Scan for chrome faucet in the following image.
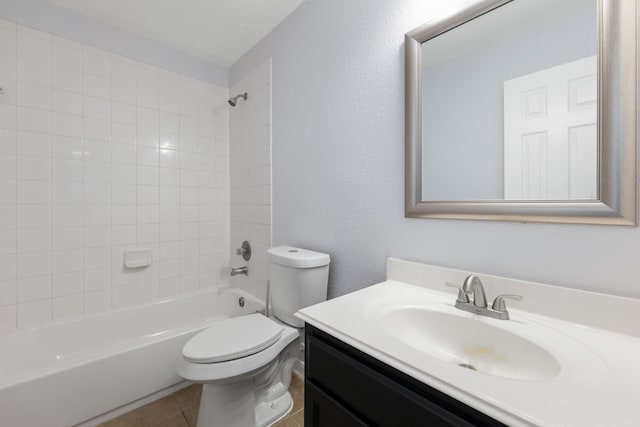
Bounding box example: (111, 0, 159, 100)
(231, 266, 248, 276)
(446, 275, 522, 320)
(463, 275, 487, 308)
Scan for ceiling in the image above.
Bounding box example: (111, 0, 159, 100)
(41, 0, 303, 67)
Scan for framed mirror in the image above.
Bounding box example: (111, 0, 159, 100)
(405, 0, 637, 225)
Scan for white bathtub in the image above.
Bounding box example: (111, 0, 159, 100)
(0, 287, 263, 427)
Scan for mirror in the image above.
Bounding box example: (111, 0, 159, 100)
(405, 0, 637, 225)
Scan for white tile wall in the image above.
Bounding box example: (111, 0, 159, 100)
(229, 59, 272, 300)
(0, 20, 231, 334)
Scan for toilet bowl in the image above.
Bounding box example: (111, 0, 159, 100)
(177, 246, 330, 427)
(177, 314, 299, 427)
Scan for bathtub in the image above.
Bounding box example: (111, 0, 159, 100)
(0, 287, 263, 427)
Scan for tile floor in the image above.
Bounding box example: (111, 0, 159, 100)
(99, 373, 304, 427)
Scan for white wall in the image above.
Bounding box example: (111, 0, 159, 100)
(0, 20, 231, 334)
(229, 59, 272, 300)
(231, 0, 640, 300)
(0, 0, 228, 86)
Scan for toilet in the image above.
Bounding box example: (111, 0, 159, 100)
(177, 246, 330, 427)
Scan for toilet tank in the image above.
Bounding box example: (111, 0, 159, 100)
(267, 246, 330, 328)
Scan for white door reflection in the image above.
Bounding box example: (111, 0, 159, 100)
(504, 56, 597, 200)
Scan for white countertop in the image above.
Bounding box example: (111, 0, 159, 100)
(296, 259, 640, 427)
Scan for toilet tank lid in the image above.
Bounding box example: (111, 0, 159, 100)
(268, 246, 330, 268)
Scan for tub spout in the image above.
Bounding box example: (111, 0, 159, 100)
(231, 266, 248, 276)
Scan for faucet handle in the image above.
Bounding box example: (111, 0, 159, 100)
(445, 282, 470, 303)
(491, 294, 523, 312)
(236, 240, 251, 261)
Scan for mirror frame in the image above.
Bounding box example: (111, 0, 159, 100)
(405, 0, 638, 225)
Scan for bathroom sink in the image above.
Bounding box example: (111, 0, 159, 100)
(378, 306, 561, 381)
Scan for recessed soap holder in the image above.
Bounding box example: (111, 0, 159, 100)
(124, 248, 153, 268)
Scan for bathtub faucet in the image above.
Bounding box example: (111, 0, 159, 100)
(231, 266, 248, 276)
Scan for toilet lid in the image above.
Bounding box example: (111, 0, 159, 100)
(183, 313, 284, 363)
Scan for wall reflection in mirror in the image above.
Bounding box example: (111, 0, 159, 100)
(420, 0, 597, 201)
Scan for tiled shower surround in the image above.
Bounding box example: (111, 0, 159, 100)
(229, 59, 272, 300)
(0, 20, 232, 333)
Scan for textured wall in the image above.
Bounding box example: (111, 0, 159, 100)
(0, 20, 230, 333)
(230, 0, 640, 300)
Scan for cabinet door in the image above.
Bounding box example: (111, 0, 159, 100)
(305, 381, 369, 427)
(305, 325, 506, 427)
(307, 335, 473, 427)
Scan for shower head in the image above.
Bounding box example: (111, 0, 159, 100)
(228, 92, 248, 107)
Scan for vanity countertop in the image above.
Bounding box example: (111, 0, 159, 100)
(296, 259, 640, 427)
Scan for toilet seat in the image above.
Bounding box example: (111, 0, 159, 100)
(183, 314, 284, 363)
(177, 314, 299, 383)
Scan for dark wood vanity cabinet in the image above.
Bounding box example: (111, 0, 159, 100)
(304, 324, 506, 427)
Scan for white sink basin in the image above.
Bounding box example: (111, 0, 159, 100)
(296, 264, 631, 427)
(378, 306, 561, 381)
